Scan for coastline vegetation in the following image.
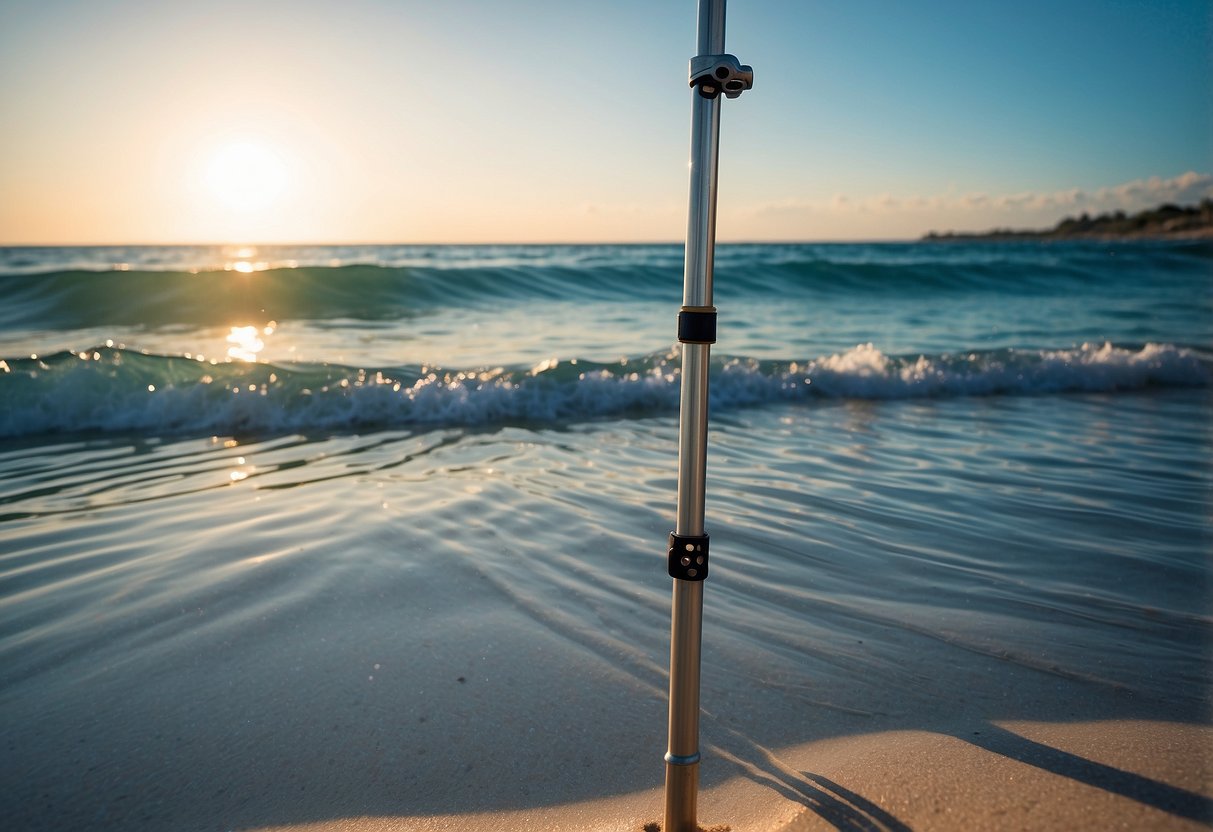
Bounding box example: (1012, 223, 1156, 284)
(923, 199, 1213, 241)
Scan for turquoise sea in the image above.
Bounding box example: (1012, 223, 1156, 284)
(0, 242, 1210, 829)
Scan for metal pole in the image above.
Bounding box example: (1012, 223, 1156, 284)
(664, 2, 750, 830)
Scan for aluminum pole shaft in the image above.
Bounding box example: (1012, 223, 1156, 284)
(664, 1, 727, 829)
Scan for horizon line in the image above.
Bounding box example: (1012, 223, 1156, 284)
(0, 237, 939, 248)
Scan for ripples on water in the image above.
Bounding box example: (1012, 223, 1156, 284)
(2, 390, 1207, 712)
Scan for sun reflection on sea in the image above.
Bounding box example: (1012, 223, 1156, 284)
(226, 323, 276, 361)
(222, 245, 270, 274)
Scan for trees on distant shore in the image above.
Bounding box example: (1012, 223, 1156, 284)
(924, 199, 1213, 240)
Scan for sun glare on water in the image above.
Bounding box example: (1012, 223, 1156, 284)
(205, 140, 289, 213)
(226, 323, 274, 362)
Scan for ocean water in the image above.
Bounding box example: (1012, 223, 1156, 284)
(1, 242, 1210, 829)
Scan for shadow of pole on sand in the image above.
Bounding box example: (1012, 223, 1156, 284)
(704, 731, 914, 832)
(958, 723, 1213, 824)
(798, 772, 915, 832)
(742, 767, 914, 832)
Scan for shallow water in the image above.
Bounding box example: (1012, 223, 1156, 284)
(0, 242, 1210, 829)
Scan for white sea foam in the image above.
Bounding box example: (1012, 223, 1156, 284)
(0, 342, 1207, 439)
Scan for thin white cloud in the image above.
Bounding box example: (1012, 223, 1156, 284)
(1095, 171, 1213, 207)
(750, 171, 1213, 219)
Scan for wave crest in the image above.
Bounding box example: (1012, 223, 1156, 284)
(0, 342, 1207, 439)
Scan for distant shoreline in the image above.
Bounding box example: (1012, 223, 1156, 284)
(923, 200, 1213, 241)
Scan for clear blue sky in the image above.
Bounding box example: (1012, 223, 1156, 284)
(0, 0, 1209, 242)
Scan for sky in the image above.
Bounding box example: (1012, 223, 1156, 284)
(0, 0, 1210, 244)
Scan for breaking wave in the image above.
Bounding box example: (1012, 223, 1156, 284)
(1, 341, 1207, 439)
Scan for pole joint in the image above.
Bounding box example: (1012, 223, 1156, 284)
(677, 306, 717, 344)
(689, 54, 754, 99)
(668, 532, 710, 581)
(664, 751, 702, 765)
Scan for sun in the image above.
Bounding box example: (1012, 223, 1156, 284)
(204, 140, 289, 213)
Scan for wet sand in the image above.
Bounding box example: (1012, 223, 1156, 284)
(3, 527, 1209, 831)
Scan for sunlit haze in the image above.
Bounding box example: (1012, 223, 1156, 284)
(204, 140, 291, 215)
(1, 0, 1210, 243)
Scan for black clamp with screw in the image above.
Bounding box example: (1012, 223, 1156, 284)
(668, 532, 710, 581)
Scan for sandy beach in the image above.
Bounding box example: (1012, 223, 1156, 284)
(244, 724, 1213, 831)
(6, 533, 1208, 832)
